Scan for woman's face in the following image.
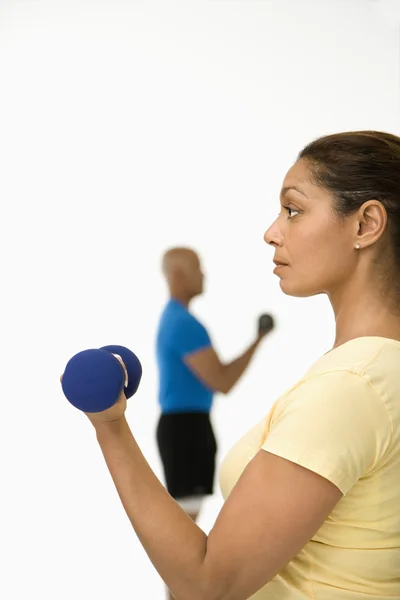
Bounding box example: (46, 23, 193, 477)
(264, 159, 357, 298)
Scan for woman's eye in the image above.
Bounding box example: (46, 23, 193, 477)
(286, 207, 299, 218)
(278, 206, 300, 218)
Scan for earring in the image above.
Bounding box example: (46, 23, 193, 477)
(355, 243, 360, 250)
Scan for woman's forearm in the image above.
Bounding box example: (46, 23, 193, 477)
(93, 417, 210, 600)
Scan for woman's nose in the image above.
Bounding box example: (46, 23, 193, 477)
(264, 219, 283, 247)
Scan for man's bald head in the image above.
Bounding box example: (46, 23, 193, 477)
(162, 247, 198, 276)
(162, 247, 204, 300)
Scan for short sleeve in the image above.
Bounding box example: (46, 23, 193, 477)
(261, 371, 392, 494)
(173, 316, 211, 358)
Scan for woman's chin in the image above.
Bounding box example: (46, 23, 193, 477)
(279, 278, 316, 298)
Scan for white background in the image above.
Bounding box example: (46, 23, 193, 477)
(0, 0, 399, 598)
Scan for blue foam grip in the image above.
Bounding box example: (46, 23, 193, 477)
(100, 345, 142, 399)
(62, 349, 126, 413)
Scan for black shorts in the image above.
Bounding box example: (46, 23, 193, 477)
(156, 412, 217, 499)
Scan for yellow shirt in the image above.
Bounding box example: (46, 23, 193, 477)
(219, 337, 400, 599)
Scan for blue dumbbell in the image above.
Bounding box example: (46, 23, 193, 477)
(61, 345, 142, 412)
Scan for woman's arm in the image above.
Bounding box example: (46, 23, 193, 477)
(93, 415, 342, 600)
(94, 417, 208, 600)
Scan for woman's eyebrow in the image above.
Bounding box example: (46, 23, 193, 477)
(281, 185, 307, 198)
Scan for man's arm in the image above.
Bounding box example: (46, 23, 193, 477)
(184, 334, 264, 394)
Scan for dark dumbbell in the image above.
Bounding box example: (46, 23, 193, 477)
(258, 314, 275, 335)
(61, 345, 142, 413)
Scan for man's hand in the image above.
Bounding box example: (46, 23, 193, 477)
(258, 314, 275, 337)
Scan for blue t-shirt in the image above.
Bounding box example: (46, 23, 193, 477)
(156, 299, 214, 414)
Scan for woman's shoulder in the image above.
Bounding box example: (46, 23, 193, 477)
(306, 336, 400, 381)
(273, 336, 400, 427)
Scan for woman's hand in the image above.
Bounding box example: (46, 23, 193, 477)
(84, 390, 127, 425)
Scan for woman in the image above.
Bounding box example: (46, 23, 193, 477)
(82, 131, 400, 599)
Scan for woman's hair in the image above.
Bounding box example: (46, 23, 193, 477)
(298, 130, 400, 302)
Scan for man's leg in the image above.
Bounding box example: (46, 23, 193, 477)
(187, 511, 199, 522)
(177, 496, 203, 521)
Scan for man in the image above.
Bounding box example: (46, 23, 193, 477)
(156, 247, 272, 537)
